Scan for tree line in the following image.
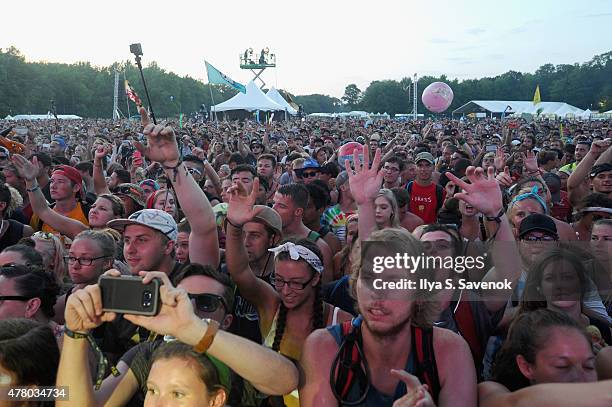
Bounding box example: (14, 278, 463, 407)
(1, 46, 610, 118)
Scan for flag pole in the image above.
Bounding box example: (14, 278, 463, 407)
(123, 70, 131, 119)
(209, 84, 217, 122)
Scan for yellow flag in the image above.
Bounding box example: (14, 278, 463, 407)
(533, 85, 541, 105)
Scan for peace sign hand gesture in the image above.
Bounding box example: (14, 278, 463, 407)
(446, 166, 503, 218)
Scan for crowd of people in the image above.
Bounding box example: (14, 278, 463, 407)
(0, 110, 610, 406)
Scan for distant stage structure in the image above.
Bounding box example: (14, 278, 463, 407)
(240, 47, 276, 89)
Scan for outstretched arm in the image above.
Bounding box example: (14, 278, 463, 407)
(93, 146, 112, 196)
(12, 155, 88, 239)
(345, 145, 384, 241)
(447, 166, 519, 313)
(225, 178, 279, 320)
(136, 107, 219, 268)
(125, 272, 298, 396)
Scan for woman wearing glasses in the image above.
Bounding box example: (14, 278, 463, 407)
(52, 230, 116, 325)
(225, 178, 352, 406)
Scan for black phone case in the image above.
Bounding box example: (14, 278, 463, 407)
(98, 275, 161, 316)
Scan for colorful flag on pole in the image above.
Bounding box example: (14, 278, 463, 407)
(205, 61, 246, 94)
(533, 85, 541, 105)
(125, 80, 142, 107)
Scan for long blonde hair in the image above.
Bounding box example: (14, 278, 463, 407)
(375, 189, 401, 229)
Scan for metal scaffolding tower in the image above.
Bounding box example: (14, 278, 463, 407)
(412, 73, 418, 120)
(112, 69, 121, 121)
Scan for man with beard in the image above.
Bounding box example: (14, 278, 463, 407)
(299, 146, 476, 406)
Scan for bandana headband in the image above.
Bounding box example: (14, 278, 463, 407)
(269, 242, 324, 274)
(510, 185, 548, 215)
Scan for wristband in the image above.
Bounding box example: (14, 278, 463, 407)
(162, 160, 183, 182)
(485, 209, 505, 224)
(26, 184, 40, 193)
(194, 318, 220, 353)
(63, 327, 89, 339)
(226, 217, 244, 229)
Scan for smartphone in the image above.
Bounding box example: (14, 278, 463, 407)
(485, 144, 497, 152)
(99, 275, 161, 316)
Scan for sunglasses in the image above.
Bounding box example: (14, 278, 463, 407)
(188, 293, 228, 313)
(115, 185, 140, 196)
(0, 295, 33, 304)
(521, 234, 558, 242)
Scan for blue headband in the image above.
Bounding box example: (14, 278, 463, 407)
(510, 185, 548, 214)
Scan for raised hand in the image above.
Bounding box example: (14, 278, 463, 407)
(226, 178, 264, 227)
(344, 144, 384, 206)
(446, 166, 503, 218)
(11, 154, 39, 182)
(64, 284, 116, 334)
(494, 147, 505, 171)
(134, 107, 180, 167)
(589, 139, 612, 158)
(523, 151, 539, 174)
(495, 166, 514, 188)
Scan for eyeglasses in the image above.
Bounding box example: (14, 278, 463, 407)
(421, 240, 454, 252)
(65, 255, 108, 266)
(521, 235, 558, 242)
(187, 167, 202, 176)
(188, 293, 228, 313)
(270, 273, 315, 290)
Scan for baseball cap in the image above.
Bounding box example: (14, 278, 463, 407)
(108, 209, 178, 241)
(370, 133, 381, 142)
(415, 152, 434, 165)
(590, 163, 612, 178)
(52, 165, 83, 186)
(114, 183, 146, 207)
(518, 213, 558, 239)
(252, 206, 283, 237)
(302, 158, 320, 169)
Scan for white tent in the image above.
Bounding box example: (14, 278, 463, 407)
(453, 100, 584, 117)
(265, 87, 298, 115)
(579, 109, 592, 119)
(9, 114, 82, 120)
(211, 81, 285, 112)
(3, 115, 13, 120)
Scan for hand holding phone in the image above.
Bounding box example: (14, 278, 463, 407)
(99, 275, 161, 316)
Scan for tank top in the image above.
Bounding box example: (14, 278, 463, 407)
(327, 322, 440, 406)
(263, 305, 340, 407)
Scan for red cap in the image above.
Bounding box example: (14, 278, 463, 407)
(52, 165, 83, 186)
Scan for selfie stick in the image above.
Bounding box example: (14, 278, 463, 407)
(130, 44, 157, 125)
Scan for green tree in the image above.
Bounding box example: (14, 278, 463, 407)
(341, 84, 362, 109)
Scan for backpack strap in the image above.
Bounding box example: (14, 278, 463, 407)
(307, 230, 321, 242)
(406, 181, 413, 193)
(412, 326, 440, 404)
(331, 316, 368, 403)
(435, 184, 444, 212)
(453, 299, 484, 368)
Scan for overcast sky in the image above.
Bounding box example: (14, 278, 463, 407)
(3, 0, 611, 97)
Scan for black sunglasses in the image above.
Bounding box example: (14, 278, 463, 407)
(188, 293, 228, 313)
(0, 295, 33, 303)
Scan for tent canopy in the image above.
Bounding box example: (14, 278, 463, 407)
(211, 81, 285, 112)
(266, 87, 297, 115)
(452, 100, 584, 117)
(8, 114, 82, 120)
